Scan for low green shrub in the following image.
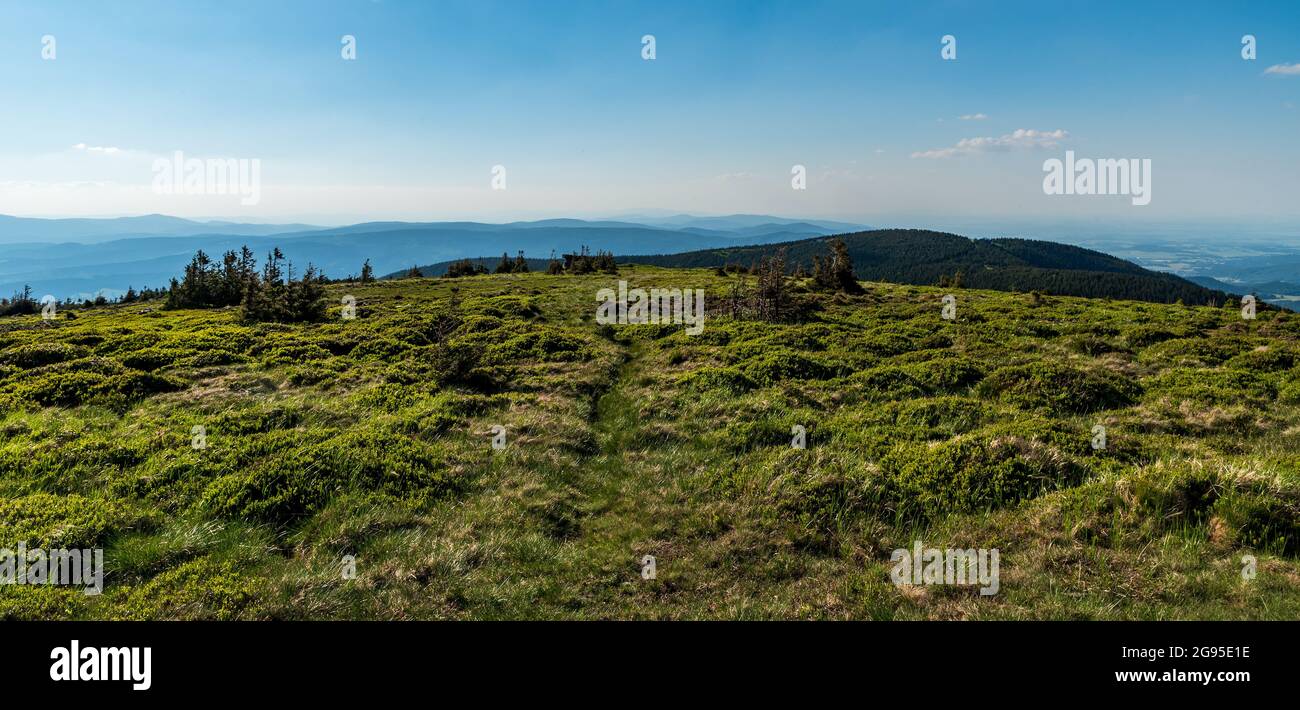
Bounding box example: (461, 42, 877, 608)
(738, 349, 835, 386)
(197, 430, 465, 523)
(679, 367, 757, 394)
(0, 342, 90, 369)
(884, 435, 1085, 520)
(848, 366, 927, 400)
(1142, 368, 1275, 406)
(977, 362, 1138, 413)
(0, 493, 156, 548)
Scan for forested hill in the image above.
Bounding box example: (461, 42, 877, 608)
(620, 229, 1237, 305)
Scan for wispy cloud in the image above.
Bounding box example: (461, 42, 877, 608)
(1264, 63, 1300, 76)
(958, 113, 989, 120)
(72, 143, 125, 155)
(911, 128, 1068, 159)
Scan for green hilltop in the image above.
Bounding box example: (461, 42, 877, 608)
(1, 265, 1296, 619)
(622, 229, 1236, 305)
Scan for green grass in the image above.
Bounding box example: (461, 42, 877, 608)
(1, 266, 1298, 619)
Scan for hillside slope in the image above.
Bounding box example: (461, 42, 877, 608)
(1, 267, 1297, 619)
(623, 229, 1235, 305)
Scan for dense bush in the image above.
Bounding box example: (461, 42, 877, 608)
(1224, 345, 1298, 372)
(680, 366, 757, 394)
(0, 493, 155, 548)
(906, 356, 985, 392)
(120, 347, 190, 372)
(198, 430, 464, 523)
(737, 349, 835, 386)
(484, 329, 589, 363)
(108, 558, 260, 621)
(1138, 337, 1247, 367)
(0, 366, 182, 409)
(848, 366, 928, 400)
(977, 362, 1139, 413)
(884, 435, 1084, 520)
(1124, 325, 1190, 348)
(1142, 368, 1276, 406)
(0, 342, 89, 368)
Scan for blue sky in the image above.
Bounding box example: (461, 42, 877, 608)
(0, 0, 1297, 226)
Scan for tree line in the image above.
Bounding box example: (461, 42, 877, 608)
(1, 284, 169, 317)
(163, 246, 327, 323)
(405, 247, 616, 279)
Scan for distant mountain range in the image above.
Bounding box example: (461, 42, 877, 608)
(0, 213, 857, 299)
(611, 213, 866, 234)
(0, 214, 321, 244)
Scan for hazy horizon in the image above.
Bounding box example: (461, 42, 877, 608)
(5, 211, 1299, 247)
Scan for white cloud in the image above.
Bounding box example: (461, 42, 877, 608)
(958, 113, 989, 120)
(72, 143, 124, 154)
(1264, 63, 1300, 76)
(910, 128, 1069, 159)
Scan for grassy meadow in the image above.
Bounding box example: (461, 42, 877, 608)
(1, 265, 1298, 619)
